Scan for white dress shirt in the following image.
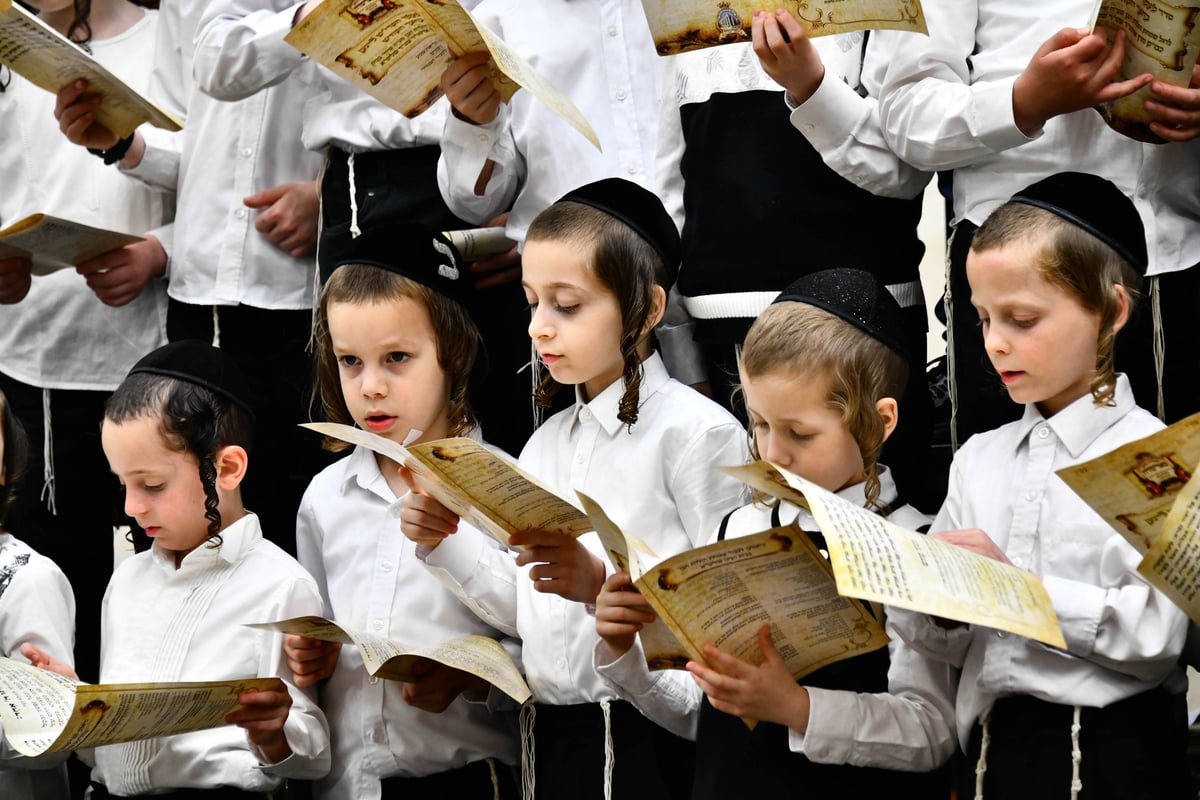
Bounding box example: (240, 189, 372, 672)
(595, 468, 958, 772)
(875, 0, 1200, 275)
(193, 0, 445, 154)
(889, 376, 1189, 749)
(93, 514, 330, 794)
(0, 533, 75, 800)
(437, 0, 665, 245)
(0, 12, 168, 391)
(420, 353, 749, 703)
(296, 445, 519, 800)
(120, 0, 324, 310)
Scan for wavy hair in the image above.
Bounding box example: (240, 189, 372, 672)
(0, 389, 29, 530)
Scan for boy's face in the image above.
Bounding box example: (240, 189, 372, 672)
(522, 238, 625, 403)
(967, 240, 1101, 417)
(328, 296, 451, 446)
(741, 368, 866, 494)
(102, 417, 210, 564)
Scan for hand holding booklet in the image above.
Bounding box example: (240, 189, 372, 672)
(0, 214, 142, 276)
(0, 657, 281, 757)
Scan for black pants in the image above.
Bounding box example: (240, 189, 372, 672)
(963, 689, 1193, 800)
(166, 300, 334, 556)
(380, 758, 518, 799)
(89, 782, 266, 799)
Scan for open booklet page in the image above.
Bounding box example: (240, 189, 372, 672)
(578, 492, 889, 678)
(639, 0, 926, 55)
(301, 422, 592, 548)
(0, 657, 282, 757)
(1058, 412, 1200, 623)
(247, 616, 530, 704)
(285, 0, 599, 147)
(754, 470, 1066, 648)
(0, 0, 181, 138)
(0, 214, 143, 276)
(1089, 0, 1200, 142)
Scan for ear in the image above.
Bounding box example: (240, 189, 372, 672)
(214, 444, 249, 491)
(1111, 283, 1131, 334)
(875, 397, 899, 443)
(641, 284, 667, 336)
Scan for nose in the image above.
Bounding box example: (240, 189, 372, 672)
(760, 431, 790, 468)
(123, 488, 147, 518)
(528, 304, 552, 341)
(982, 322, 1009, 357)
(361, 363, 387, 398)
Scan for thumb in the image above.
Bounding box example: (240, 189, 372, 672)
(397, 465, 427, 496)
(757, 625, 780, 663)
(1040, 26, 1088, 56)
(244, 185, 287, 209)
(19, 642, 48, 667)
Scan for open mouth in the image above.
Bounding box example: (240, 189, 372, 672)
(365, 414, 397, 431)
(999, 371, 1024, 384)
(540, 353, 562, 366)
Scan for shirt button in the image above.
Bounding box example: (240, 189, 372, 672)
(556, 659, 566, 669)
(575, 453, 585, 464)
(607, 25, 617, 35)
(234, 208, 247, 219)
(615, 89, 627, 101)
(240, 146, 253, 158)
(626, 162, 639, 174)
(1024, 489, 1038, 502)
(996, 631, 1008, 639)
(372, 619, 384, 631)
(381, 561, 394, 572)
(1037, 426, 1050, 439)
(369, 676, 380, 685)
(580, 408, 593, 421)
(477, 132, 489, 143)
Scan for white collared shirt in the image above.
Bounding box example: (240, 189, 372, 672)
(595, 469, 959, 772)
(296, 444, 518, 800)
(121, 0, 323, 310)
(0, 533, 75, 799)
(874, 0, 1200, 276)
(0, 12, 167, 391)
(889, 376, 1189, 749)
(193, 0, 445, 154)
(437, 0, 665, 244)
(94, 514, 330, 794)
(421, 353, 749, 703)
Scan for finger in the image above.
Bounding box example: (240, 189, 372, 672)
(75, 249, 124, 276)
(470, 246, 519, 274)
(54, 79, 91, 119)
(1094, 72, 1153, 103)
(701, 642, 752, 676)
(757, 624, 782, 664)
(508, 529, 569, 549)
(482, 211, 510, 227)
(255, 207, 281, 235)
(1147, 79, 1200, 108)
(18, 642, 48, 666)
(397, 465, 423, 495)
(776, 8, 807, 43)
(1148, 119, 1200, 141)
(474, 265, 521, 288)
(244, 185, 287, 209)
(278, 228, 312, 255)
(1038, 27, 1090, 58)
(1142, 97, 1200, 125)
(762, 12, 789, 55)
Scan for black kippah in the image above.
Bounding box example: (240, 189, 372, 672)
(128, 341, 256, 421)
(558, 178, 681, 284)
(1010, 172, 1148, 275)
(323, 224, 469, 303)
(773, 268, 911, 364)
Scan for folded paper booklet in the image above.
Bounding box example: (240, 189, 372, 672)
(1089, 0, 1200, 142)
(443, 227, 516, 260)
(0, 0, 182, 138)
(286, 0, 598, 148)
(0, 214, 143, 276)
(0, 657, 281, 757)
(248, 616, 530, 704)
(723, 461, 1068, 648)
(302, 422, 592, 547)
(640, 0, 926, 55)
(1058, 412, 1200, 623)
(579, 491, 890, 679)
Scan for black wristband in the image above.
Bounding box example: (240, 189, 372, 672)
(87, 134, 134, 166)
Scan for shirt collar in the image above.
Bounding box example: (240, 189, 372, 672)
(152, 512, 261, 574)
(1012, 374, 1136, 459)
(338, 426, 488, 500)
(784, 466, 900, 526)
(570, 352, 671, 436)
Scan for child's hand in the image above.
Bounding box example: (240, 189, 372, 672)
(244, 181, 320, 258)
(1144, 65, 1200, 142)
(1012, 27, 1152, 135)
(19, 643, 78, 680)
(283, 634, 341, 687)
(398, 467, 460, 549)
(227, 686, 293, 764)
(931, 528, 1014, 566)
(400, 657, 488, 713)
(595, 571, 656, 659)
(75, 237, 167, 307)
(752, 9, 825, 107)
(440, 51, 501, 125)
(511, 529, 606, 604)
(470, 212, 521, 288)
(687, 626, 811, 730)
(54, 79, 119, 150)
(0, 256, 33, 304)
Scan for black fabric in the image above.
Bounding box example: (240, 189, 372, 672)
(380, 758, 518, 799)
(89, 782, 267, 799)
(774, 268, 912, 363)
(325, 224, 471, 306)
(674, 90, 925, 346)
(531, 700, 693, 800)
(558, 177, 681, 284)
(962, 688, 1193, 800)
(129, 340, 256, 421)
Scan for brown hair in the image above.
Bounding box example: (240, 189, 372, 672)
(970, 203, 1139, 406)
(740, 303, 908, 508)
(312, 264, 480, 451)
(0, 389, 28, 529)
(525, 201, 668, 427)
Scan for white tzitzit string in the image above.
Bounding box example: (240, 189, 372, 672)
(347, 152, 362, 239)
(519, 702, 535, 800)
(1151, 276, 1165, 420)
(211, 305, 221, 348)
(1069, 705, 1083, 800)
(40, 389, 56, 515)
(973, 710, 991, 800)
(945, 228, 960, 453)
(600, 698, 614, 800)
(487, 757, 500, 800)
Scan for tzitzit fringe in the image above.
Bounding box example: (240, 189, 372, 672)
(944, 228, 960, 453)
(40, 388, 56, 515)
(1151, 276, 1165, 420)
(211, 305, 221, 348)
(487, 757, 500, 800)
(973, 709, 991, 800)
(519, 702, 535, 800)
(1070, 705, 1083, 800)
(601, 697, 614, 800)
(347, 152, 362, 239)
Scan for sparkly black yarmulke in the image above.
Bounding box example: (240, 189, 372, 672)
(128, 341, 256, 421)
(773, 268, 910, 363)
(559, 177, 681, 284)
(325, 224, 469, 302)
(1010, 172, 1148, 275)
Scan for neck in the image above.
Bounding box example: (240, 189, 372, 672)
(49, 0, 142, 42)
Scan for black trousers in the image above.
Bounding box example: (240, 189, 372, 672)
(380, 758, 518, 799)
(89, 782, 266, 799)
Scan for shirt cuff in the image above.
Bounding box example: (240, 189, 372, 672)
(790, 685, 851, 758)
(1042, 574, 1102, 658)
(788, 75, 868, 152)
(420, 522, 490, 580)
(972, 76, 1041, 152)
